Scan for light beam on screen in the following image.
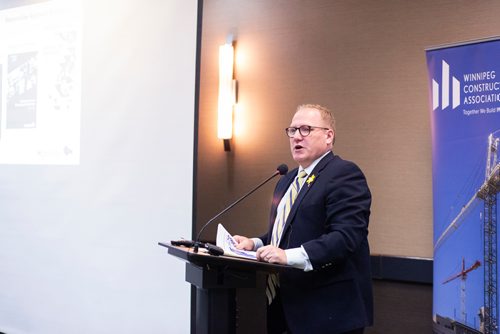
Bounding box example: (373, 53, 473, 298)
(0, 0, 82, 165)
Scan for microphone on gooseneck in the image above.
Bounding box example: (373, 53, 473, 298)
(192, 163, 289, 254)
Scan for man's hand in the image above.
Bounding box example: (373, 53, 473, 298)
(233, 235, 255, 251)
(256, 245, 287, 265)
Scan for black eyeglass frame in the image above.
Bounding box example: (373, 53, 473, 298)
(285, 125, 331, 138)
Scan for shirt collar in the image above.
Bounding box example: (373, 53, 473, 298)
(299, 150, 331, 176)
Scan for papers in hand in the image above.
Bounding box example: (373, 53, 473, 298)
(216, 224, 257, 260)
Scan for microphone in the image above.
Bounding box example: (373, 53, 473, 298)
(192, 163, 288, 254)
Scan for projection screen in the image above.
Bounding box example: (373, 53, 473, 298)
(0, 0, 197, 333)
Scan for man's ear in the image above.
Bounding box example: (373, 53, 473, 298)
(326, 129, 335, 145)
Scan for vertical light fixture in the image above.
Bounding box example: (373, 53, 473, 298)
(217, 40, 236, 151)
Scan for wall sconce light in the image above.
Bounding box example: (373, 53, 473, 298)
(217, 41, 237, 152)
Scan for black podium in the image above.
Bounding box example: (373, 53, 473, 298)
(158, 242, 289, 334)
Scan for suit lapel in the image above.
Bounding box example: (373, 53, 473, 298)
(279, 152, 335, 246)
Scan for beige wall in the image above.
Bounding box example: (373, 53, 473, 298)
(196, 0, 500, 259)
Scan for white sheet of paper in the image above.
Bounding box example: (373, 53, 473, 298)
(216, 224, 257, 260)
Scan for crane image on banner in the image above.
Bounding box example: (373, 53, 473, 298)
(442, 258, 481, 325)
(434, 131, 500, 334)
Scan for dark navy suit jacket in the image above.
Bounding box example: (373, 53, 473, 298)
(262, 152, 373, 333)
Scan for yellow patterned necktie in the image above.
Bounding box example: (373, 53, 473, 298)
(266, 170, 308, 304)
(271, 170, 308, 246)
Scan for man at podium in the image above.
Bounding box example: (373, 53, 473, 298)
(234, 104, 373, 334)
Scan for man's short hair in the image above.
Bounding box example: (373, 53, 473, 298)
(297, 104, 336, 132)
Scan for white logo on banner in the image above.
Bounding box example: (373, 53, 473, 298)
(432, 60, 461, 111)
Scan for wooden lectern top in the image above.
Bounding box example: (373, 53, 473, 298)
(158, 242, 292, 274)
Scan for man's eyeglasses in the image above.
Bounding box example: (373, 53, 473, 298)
(285, 125, 330, 138)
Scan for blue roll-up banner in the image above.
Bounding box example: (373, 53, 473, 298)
(427, 37, 500, 334)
